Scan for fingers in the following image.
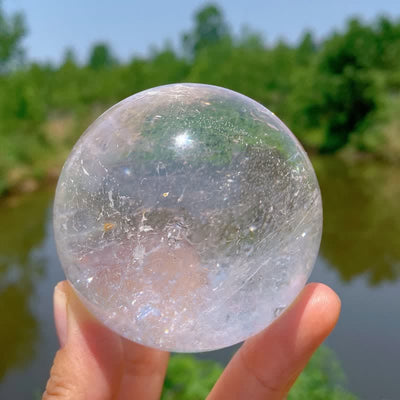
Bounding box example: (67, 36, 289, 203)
(53, 281, 68, 348)
(43, 281, 169, 400)
(207, 283, 341, 400)
(116, 338, 169, 400)
(43, 281, 123, 400)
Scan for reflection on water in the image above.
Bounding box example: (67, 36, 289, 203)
(315, 156, 400, 285)
(0, 189, 64, 398)
(0, 190, 49, 380)
(0, 285, 37, 380)
(0, 157, 399, 399)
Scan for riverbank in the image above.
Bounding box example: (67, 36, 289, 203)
(2, 7, 400, 200)
(1, 130, 397, 201)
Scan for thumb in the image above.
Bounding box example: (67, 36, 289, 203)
(43, 281, 123, 400)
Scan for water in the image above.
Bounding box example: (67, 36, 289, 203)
(0, 156, 399, 399)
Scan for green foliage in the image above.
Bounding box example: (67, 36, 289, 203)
(0, 0, 26, 73)
(182, 4, 231, 59)
(161, 355, 223, 399)
(289, 346, 357, 400)
(1, 2, 400, 194)
(310, 20, 378, 152)
(88, 42, 117, 70)
(161, 346, 357, 400)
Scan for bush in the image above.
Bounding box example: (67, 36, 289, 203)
(161, 346, 357, 400)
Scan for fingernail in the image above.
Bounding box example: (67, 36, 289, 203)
(54, 283, 68, 348)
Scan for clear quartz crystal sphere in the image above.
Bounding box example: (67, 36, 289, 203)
(53, 83, 322, 352)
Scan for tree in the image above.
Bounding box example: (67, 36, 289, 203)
(87, 42, 117, 70)
(296, 31, 317, 65)
(62, 47, 78, 67)
(0, 0, 26, 73)
(317, 19, 378, 151)
(182, 4, 231, 59)
(288, 18, 378, 152)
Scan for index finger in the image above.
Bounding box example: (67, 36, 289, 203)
(45, 281, 169, 400)
(207, 283, 341, 400)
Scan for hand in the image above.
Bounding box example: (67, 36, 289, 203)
(43, 281, 340, 400)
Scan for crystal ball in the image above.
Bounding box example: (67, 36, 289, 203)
(53, 83, 322, 352)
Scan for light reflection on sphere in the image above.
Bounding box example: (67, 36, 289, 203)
(53, 83, 322, 352)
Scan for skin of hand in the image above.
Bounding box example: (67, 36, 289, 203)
(43, 281, 340, 400)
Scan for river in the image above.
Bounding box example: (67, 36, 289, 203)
(0, 155, 399, 399)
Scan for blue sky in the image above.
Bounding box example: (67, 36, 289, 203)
(4, 0, 400, 64)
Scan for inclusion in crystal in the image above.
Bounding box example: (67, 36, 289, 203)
(53, 83, 322, 352)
